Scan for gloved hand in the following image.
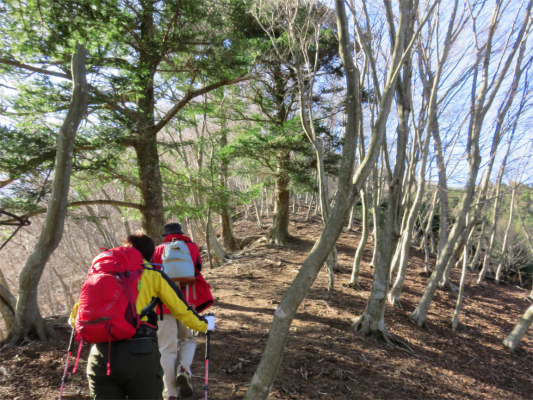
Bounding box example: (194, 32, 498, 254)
(205, 315, 215, 332)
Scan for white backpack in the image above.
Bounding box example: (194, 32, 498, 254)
(162, 239, 196, 301)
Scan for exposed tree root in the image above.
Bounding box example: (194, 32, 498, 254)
(353, 314, 400, 347)
(387, 292, 402, 308)
(266, 233, 292, 246)
(4, 318, 56, 350)
(409, 309, 429, 328)
(344, 281, 361, 290)
(438, 279, 458, 293)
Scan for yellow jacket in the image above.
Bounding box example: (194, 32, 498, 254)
(70, 265, 207, 334)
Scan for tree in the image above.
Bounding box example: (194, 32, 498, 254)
(503, 303, 533, 351)
(243, 0, 437, 396)
(0, 0, 251, 242)
(410, 0, 533, 327)
(6, 43, 88, 345)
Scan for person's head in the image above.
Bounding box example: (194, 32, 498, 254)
(123, 231, 155, 261)
(162, 222, 184, 237)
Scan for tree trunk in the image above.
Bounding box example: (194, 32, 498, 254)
(503, 304, 533, 351)
(243, 0, 387, 393)
(469, 216, 487, 271)
(264, 188, 271, 219)
(305, 195, 314, 221)
(220, 209, 239, 251)
(433, 118, 449, 258)
(267, 152, 291, 245)
(353, 0, 415, 342)
(0, 268, 15, 332)
(452, 216, 470, 330)
(369, 165, 382, 268)
(50, 266, 75, 315)
(219, 122, 239, 251)
(477, 180, 503, 284)
(0, 284, 15, 332)
(7, 43, 88, 345)
(206, 219, 231, 265)
(133, 1, 165, 245)
(347, 201, 356, 231)
(350, 189, 369, 287)
(253, 197, 264, 227)
(495, 186, 516, 283)
(389, 126, 431, 307)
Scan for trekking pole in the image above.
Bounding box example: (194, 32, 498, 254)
(58, 327, 76, 400)
(204, 312, 214, 400)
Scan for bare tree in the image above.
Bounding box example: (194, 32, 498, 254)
(411, 0, 533, 327)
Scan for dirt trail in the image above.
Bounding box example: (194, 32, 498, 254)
(1, 211, 531, 399)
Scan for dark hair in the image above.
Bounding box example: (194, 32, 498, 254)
(123, 231, 155, 261)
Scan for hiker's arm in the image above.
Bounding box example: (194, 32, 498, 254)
(153, 271, 208, 333)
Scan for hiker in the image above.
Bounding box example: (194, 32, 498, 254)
(152, 223, 214, 399)
(70, 232, 214, 400)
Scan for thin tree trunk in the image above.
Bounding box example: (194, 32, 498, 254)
(0, 283, 15, 332)
(349, 189, 369, 287)
(503, 304, 533, 351)
(265, 188, 271, 219)
(469, 216, 487, 271)
(452, 215, 470, 330)
(305, 195, 314, 221)
(50, 266, 75, 314)
(477, 180, 504, 284)
(7, 43, 88, 345)
(389, 122, 432, 307)
(347, 202, 356, 231)
(0, 269, 15, 331)
(495, 185, 516, 283)
(369, 164, 382, 268)
(220, 121, 239, 251)
(253, 197, 264, 227)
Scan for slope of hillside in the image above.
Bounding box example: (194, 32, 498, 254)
(0, 210, 531, 399)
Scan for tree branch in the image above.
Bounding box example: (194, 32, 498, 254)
(0, 57, 71, 79)
(0, 200, 142, 224)
(153, 75, 249, 134)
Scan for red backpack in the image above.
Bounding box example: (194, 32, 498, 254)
(73, 246, 144, 374)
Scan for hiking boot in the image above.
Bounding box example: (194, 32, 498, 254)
(176, 367, 193, 398)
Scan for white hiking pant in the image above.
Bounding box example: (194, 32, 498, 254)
(158, 315, 197, 399)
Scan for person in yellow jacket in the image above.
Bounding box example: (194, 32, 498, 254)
(70, 232, 214, 400)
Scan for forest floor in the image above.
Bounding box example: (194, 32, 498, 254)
(0, 208, 532, 399)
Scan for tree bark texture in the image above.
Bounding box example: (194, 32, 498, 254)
(503, 304, 533, 351)
(267, 152, 291, 245)
(355, 0, 416, 340)
(350, 189, 369, 287)
(8, 43, 88, 345)
(495, 185, 516, 283)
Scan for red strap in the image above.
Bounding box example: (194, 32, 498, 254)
(72, 337, 83, 373)
(107, 337, 111, 376)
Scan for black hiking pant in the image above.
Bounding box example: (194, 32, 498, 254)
(87, 338, 163, 399)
